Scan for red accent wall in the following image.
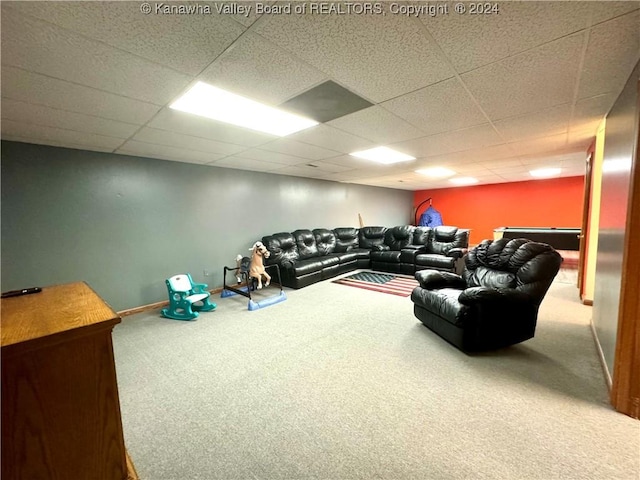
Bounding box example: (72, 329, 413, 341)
(413, 176, 585, 245)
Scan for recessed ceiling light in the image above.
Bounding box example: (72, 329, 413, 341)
(170, 82, 318, 136)
(449, 176, 478, 186)
(349, 146, 415, 164)
(529, 167, 561, 178)
(415, 167, 456, 178)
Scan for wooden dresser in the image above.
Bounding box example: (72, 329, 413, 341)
(1, 282, 135, 480)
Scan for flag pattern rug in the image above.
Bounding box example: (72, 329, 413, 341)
(332, 271, 419, 297)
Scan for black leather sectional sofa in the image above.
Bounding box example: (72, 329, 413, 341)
(262, 225, 469, 289)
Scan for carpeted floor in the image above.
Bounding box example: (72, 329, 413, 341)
(112, 271, 639, 480)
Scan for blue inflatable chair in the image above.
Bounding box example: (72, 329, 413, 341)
(162, 273, 216, 320)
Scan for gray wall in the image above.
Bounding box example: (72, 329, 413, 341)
(1, 141, 413, 311)
(592, 61, 639, 376)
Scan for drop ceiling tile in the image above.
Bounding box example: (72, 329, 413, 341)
(253, 7, 454, 102)
(327, 106, 425, 144)
(232, 148, 308, 166)
(506, 133, 569, 157)
(568, 128, 598, 146)
(424, 2, 590, 73)
(305, 161, 354, 173)
(578, 10, 640, 99)
(519, 151, 577, 166)
(1, 99, 139, 139)
(1, 67, 160, 125)
(1, 11, 192, 104)
(4, 2, 247, 76)
(380, 78, 488, 136)
(117, 140, 224, 164)
(209, 156, 286, 172)
(132, 127, 247, 156)
(259, 139, 341, 160)
(199, 32, 327, 105)
(450, 163, 495, 175)
(392, 124, 504, 159)
(148, 109, 277, 147)
(272, 165, 335, 180)
(421, 144, 517, 164)
(489, 165, 533, 175)
(0, 135, 115, 154)
(478, 158, 526, 169)
(572, 94, 616, 131)
(589, 1, 640, 26)
(493, 104, 572, 142)
(317, 154, 377, 170)
(461, 34, 585, 120)
(1, 119, 124, 150)
(287, 125, 374, 153)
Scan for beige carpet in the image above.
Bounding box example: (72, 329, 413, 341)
(112, 272, 639, 480)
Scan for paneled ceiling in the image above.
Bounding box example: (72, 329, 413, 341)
(2, 1, 639, 190)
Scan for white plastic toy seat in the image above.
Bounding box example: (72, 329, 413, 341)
(161, 273, 216, 320)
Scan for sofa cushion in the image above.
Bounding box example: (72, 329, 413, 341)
(333, 227, 359, 253)
(465, 266, 517, 289)
(287, 255, 339, 276)
(384, 225, 415, 250)
(313, 228, 337, 255)
(262, 232, 299, 264)
(334, 248, 371, 263)
(412, 227, 431, 246)
(370, 250, 402, 263)
(359, 226, 387, 249)
(426, 227, 469, 255)
(415, 253, 456, 270)
(293, 229, 319, 260)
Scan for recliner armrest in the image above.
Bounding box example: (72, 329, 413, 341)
(458, 287, 533, 305)
(415, 270, 466, 289)
(446, 248, 468, 259)
(371, 244, 390, 252)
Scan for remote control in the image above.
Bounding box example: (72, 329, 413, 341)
(1, 287, 42, 298)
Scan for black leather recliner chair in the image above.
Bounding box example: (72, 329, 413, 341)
(410, 238, 562, 352)
(414, 226, 469, 274)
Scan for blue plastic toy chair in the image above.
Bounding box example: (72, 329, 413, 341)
(161, 273, 216, 320)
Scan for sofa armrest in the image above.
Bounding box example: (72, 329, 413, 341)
(415, 270, 466, 289)
(446, 247, 468, 259)
(280, 259, 296, 269)
(458, 287, 533, 306)
(403, 245, 426, 253)
(371, 244, 390, 252)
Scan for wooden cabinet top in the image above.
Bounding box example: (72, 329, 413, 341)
(1, 282, 120, 353)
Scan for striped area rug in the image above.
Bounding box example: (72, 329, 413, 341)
(332, 271, 418, 297)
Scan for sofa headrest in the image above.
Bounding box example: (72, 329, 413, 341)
(434, 226, 458, 241)
(333, 227, 359, 253)
(384, 225, 415, 250)
(313, 228, 337, 256)
(262, 232, 299, 264)
(358, 226, 387, 249)
(426, 226, 468, 254)
(293, 229, 319, 260)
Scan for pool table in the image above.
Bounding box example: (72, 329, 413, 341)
(494, 227, 581, 251)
